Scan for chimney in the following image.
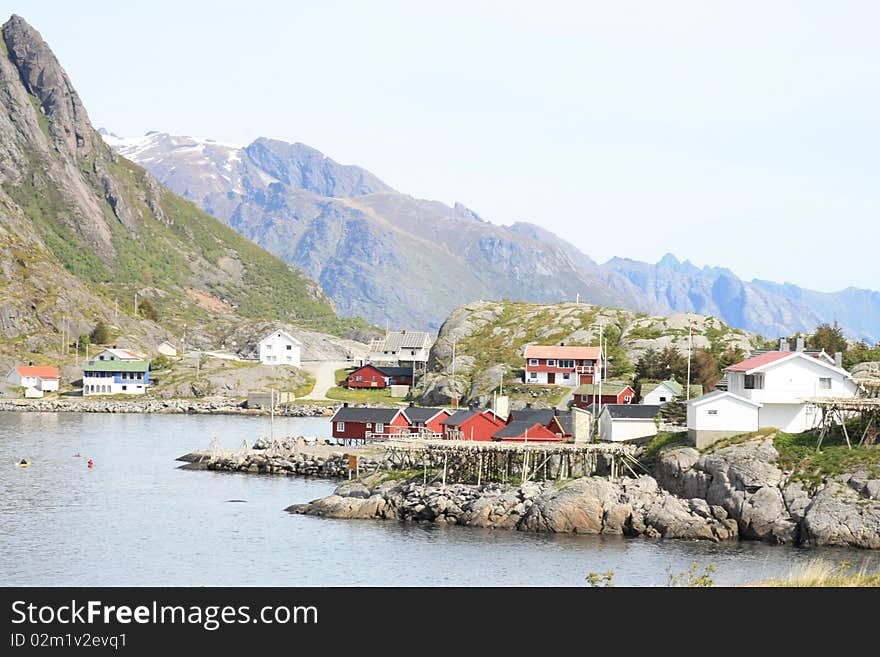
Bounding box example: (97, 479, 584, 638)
(28, 361, 33, 366)
(835, 352, 843, 369)
(409, 401, 415, 407)
(779, 338, 789, 352)
(526, 402, 532, 409)
(343, 402, 349, 407)
(401, 329, 406, 335)
(796, 336, 805, 352)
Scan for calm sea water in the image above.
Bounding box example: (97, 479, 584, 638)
(0, 411, 873, 587)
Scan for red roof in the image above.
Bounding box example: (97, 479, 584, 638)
(524, 345, 601, 360)
(15, 365, 60, 379)
(724, 351, 793, 372)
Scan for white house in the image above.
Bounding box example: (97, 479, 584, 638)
(598, 404, 661, 442)
(686, 391, 762, 449)
(6, 365, 60, 392)
(92, 348, 144, 362)
(258, 329, 302, 366)
(157, 341, 178, 357)
(687, 350, 860, 446)
(82, 358, 150, 396)
(367, 331, 432, 366)
(523, 345, 604, 387)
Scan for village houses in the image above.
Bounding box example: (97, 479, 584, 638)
(258, 329, 302, 367)
(83, 348, 151, 396)
(6, 365, 61, 397)
(367, 331, 432, 367)
(523, 345, 603, 387)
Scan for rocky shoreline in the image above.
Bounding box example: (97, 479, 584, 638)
(0, 398, 335, 416)
(287, 437, 880, 549)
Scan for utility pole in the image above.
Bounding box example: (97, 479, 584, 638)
(134, 291, 138, 317)
(270, 389, 275, 440)
(576, 293, 580, 305)
(114, 297, 118, 321)
(686, 317, 693, 402)
(597, 322, 604, 418)
(451, 339, 457, 408)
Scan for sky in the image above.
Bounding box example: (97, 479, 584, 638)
(8, 1, 880, 292)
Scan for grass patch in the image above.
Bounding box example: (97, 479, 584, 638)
(774, 428, 880, 491)
(325, 387, 396, 403)
(750, 560, 880, 587)
(642, 431, 690, 461)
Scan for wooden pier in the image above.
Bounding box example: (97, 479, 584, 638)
(375, 438, 641, 485)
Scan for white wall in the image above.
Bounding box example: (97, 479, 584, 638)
(600, 415, 657, 442)
(259, 332, 302, 366)
(759, 403, 820, 433)
(643, 384, 676, 405)
(687, 396, 759, 433)
(36, 378, 59, 392)
(523, 371, 579, 387)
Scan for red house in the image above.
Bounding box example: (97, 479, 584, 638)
(331, 405, 410, 443)
(523, 345, 604, 387)
(491, 421, 563, 442)
(571, 383, 634, 410)
(343, 365, 413, 389)
(402, 405, 452, 435)
(440, 409, 505, 441)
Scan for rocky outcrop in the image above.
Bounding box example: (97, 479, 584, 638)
(288, 474, 738, 542)
(657, 439, 880, 549)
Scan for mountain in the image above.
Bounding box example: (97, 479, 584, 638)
(101, 131, 655, 331)
(604, 254, 878, 342)
(0, 15, 365, 363)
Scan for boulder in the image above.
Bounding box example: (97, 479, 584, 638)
(801, 483, 880, 549)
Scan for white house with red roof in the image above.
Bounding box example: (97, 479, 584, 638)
(6, 365, 61, 392)
(687, 349, 859, 446)
(523, 345, 604, 387)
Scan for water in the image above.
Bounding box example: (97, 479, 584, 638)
(0, 411, 873, 587)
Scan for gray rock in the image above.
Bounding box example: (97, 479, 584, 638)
(801, 483, 880, 549)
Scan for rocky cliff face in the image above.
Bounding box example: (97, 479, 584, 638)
(605, 254, 879, 342)
(0, 15, 360, 363)
(102, 131, 657, 331)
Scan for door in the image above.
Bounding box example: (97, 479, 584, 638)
(548, 373, 556, 384)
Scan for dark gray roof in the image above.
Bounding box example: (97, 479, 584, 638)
(508, 408, 555, 426)
(441, 410, 481, 427)
(554, 411, 573, 435)
(375, 366, 413, 378)
(402, 407, 447, 423)
(603, 404, 661, 420)
(331, 407, 402, 423)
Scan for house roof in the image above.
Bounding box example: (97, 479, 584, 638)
(508, 408, 556, 426)
(601, 404, 661, 420)
(375, 366, 413, 378)
(688, 390, 762, 408)
(524, 345, 601, 360)
(441, 409, 503, 427)
(724, 351, 794, 372)
(402, 407, 448, 423)
(331, 407, 403, 423)
(83, 360, 150, 372)
(371, 331, 432, 351)
(553, 411, 573, 435)
(492, 421, 559, 439)
(97, 348, 144, 360)
(575, 382, 633, 396)
(14, 365, 60, 379)
(259, 329, 301, 346)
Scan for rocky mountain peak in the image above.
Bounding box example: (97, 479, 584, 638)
(2, 15, 96, 158)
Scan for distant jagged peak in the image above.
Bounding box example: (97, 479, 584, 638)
(453, 202, 486, 223)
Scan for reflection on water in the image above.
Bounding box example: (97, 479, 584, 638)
(0, 411, 873, 586)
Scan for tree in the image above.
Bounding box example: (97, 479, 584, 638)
(808, 322, 847, 355)
(89, 321, 110, 345)
(691, 348, 721, 390)
(139, 298, 159, 322)
(76, 333, 91, 351)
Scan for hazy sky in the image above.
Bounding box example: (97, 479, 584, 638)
(9, 1, 880, 292)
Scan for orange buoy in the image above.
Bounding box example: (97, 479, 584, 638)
(87, 459, 94, 468)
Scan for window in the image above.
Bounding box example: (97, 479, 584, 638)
(624, 395, 632, 402)
(286, 356, 292, 362)
(707, 409, 718, 415)
(547, 359, 556, 366)
(371, 375, 377, 382)
(366, 422, 372, 428)
(659, 396, 667, 402)
(265, 344, 272, 350)
(337, 422, 345, 432)
(819, 377, 831, 390)
(562, 373, 570, 380)
(559, 359, 574, 368)
(581, 395, 589, 402)
(376, 423, 384, 433)
(286, 345, 292, 350)
(744, 374, 764, 390)
(356, 375, 363, 382)
(529, 372, 537, 379)
(528, 359, 538, 366)
(122, 385, 127, 391)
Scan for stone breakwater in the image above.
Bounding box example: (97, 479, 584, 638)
(656, 438, 880, 550)
(181, 449, 389, 479)
(287, 476, 739, 541)
(0, 398, 334, 416)
(287, 437, 880, 549)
